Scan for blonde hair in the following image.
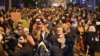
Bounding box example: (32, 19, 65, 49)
(0, 27, 4, 33)
(23, 28, 29, 33)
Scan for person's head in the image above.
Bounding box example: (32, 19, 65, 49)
(16, 22, 23, 30)
(56, 27, 63, 35)
(78, 22, 82, 26)
(0, 27, 4, 34)
(0, 16, 4, 22)
(36, 19, 42, 25)
(23, 28, 29, 35)
(4, 17, 8, 21)
(52, 21, 57, 26)
(58, 19, 63, 24)
(43, 19, 48, 24)
(19, 35, 27, 44)
(77, 16, 82, 21)
(5, 26, 12, 34)
(50, 28, 56, 35)
(87, 19, 92, 25)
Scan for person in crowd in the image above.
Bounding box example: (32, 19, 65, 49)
(0, 27, 4, 43)
(0, 9, 5, 16)
(14, 35, 34, 56)
(0, 27, 4, 56)
(2, 26, 19, 56)
(14, 22, 24, 35)
(65, 17, 80, 56)
(29, 17, 35, 33)
(35, 27, 50, 56)
(0, 16, 5, 29)
(0, 3, 100, 56)
(32, 19, 47, 43)
(32, 19, 46, 30)
(84, 19, 92, 32)
(77, 21, 85, 55)
(3, 17, 13, 30)
(23, 28, 35, 47)
(57, 19, 65, 27)
(96, 19, 100, 52)
(85, 25, 97, 56)
(70, 14, 78, 28)
(48, 26, 66, 56)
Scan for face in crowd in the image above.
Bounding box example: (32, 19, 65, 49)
(19, 35, 27, 44)
(56, 27, 63, 35)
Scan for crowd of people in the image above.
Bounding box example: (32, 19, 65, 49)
(0, 4, 100, 56)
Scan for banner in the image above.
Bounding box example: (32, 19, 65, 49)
(11, 12, 21, 21)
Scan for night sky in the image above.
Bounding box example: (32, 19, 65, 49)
(0, 0, 4, 6)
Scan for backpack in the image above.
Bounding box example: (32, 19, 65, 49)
(35, 41, 50, 56)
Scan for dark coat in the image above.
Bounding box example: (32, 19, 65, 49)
(49, 35, 63, 56)
(85, 32, 97, 48)
(85, 32, 97, 56)
(14, 43, 33, 56)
